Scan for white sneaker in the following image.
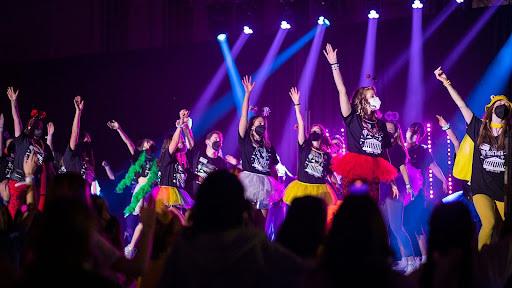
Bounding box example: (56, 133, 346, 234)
(124, 245, 136, 259)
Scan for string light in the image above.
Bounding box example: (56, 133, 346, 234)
(427, 123, 434, 199)
(341, 128, 347, 155)
(447, 135, 453, 194)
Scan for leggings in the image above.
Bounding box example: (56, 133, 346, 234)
(381, 197, 414, 257)
(472, 194, 504, 250)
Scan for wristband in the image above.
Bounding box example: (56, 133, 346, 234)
(331, 63, 340, 70)
(442, 124, 450, 131)
(294, 103, 301, 106)
(443, 80, 452, 87)
(406, 184, 412, 188)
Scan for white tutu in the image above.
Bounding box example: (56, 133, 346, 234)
(239, 171, 284, 209)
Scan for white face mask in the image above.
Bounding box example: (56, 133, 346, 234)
(406, 131, 417, 143)
(368, 97, 381, 111)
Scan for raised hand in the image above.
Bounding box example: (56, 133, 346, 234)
(242, 75, 255, 94)
(47, 122, 55, 135)
(289, 87, 300, 105)
(23, 151, 39, 177)
(323, 43, 338, 65)
(102, 160, 110, 167)
(7, 87, 19, 102)
(435, 115, 448, 127)
(179, 109, 190, 121)
(74, 96, 84, 112)
(434, 67, 449, 84)
(107, 120, 119, 130)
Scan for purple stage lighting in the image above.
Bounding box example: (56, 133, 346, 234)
(360, 17, 379, 87)
(368, 10, 380, 19)
(412, 0, 424, 9)
(243, 26, 253, 35)
(280, 21, 291, 30)
(217, 33, 227, 41)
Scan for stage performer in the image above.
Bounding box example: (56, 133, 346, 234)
(238, 75, 282, 217)
(382, 116, 416, 274)
(7, 87, 54, 218)
(323, 43, 396, 201)
(435, 66, 510, 250)
(283, 87, 337, 206)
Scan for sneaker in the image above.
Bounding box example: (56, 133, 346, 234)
(124, 245, 136, 259)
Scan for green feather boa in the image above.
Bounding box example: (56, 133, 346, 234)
(123, 161, 159, 217)
(116, 152, 148, 193)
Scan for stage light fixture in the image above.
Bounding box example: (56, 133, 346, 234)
(368, 10, 380, 19)
(243, 26, 253, 35)
(412, 0, 424, 9)
(280, 21, 291, 29)
(456, 0, 464, 3)
(317, 16, 331, 26)
(217, 33, 227, 41)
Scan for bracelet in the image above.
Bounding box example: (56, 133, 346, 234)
(294, 103, 301, 106)
(443, 80, 452, 87)
(442, 124, 450, 131)
(331, 63, 340, 70)
(176, 123, 183, 128)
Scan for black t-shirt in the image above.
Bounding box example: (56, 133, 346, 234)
(191, 148, 227, 183)
(10, 134, 54, 181)
(297, 140, 332, 184)
(159, 150, 187, 188)
(467, 116, 505, 201)
(132, 150, 155, 180)
(387, 143, 407, 171)
(238, 131, 278, 176)
(342, 108, 391, 158)
(62, 145, 95, 183)
(407, 144, 433, 173)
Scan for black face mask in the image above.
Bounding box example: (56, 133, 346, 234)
(254, 125, 266, 137)
(495, 104, 510, 120)
(33, 129, 44, 139)
(310, 131, 322, 142)
(211, 141, 221, 151)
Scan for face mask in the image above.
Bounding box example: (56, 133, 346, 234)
(33, 129, 44, 138)
(211, 140, 221, 151)
(310, 131, 322, 142)
(254, 125, 266, 137)
(368, 97, 381, 111)
(494, 104, 510, 120)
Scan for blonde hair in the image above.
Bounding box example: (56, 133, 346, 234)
(351, 86, 377, 119)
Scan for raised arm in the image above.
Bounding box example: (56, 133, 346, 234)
(323, 44, 351, 117)
(434, 67, 473, 124)
(7, 87, 22, 137)
(108, 120, 136, 155)
(180, 109, 195, 149)
(436, 115, 460, 153)
(168, 122, 183, 155)
(102, 161, 116, 180)
(70, 96, 84, 150)
(46, 122, 55, 152)
(289, 87, 305, 145)
(239, 75, 255, 138)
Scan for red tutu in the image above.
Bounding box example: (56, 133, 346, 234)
(331, 152, 397, 183)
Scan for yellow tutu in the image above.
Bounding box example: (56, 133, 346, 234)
(283, 180, 337, 205)
(153, 186, 194, 213)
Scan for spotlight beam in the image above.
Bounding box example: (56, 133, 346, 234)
(278, 24, 327, 171)
(192, 33, 249, 121)
(360, 18, 379, 87)
(194, 27, 318, 139)
(218, 36, 244, 113)
(403, 8, 425, 127)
